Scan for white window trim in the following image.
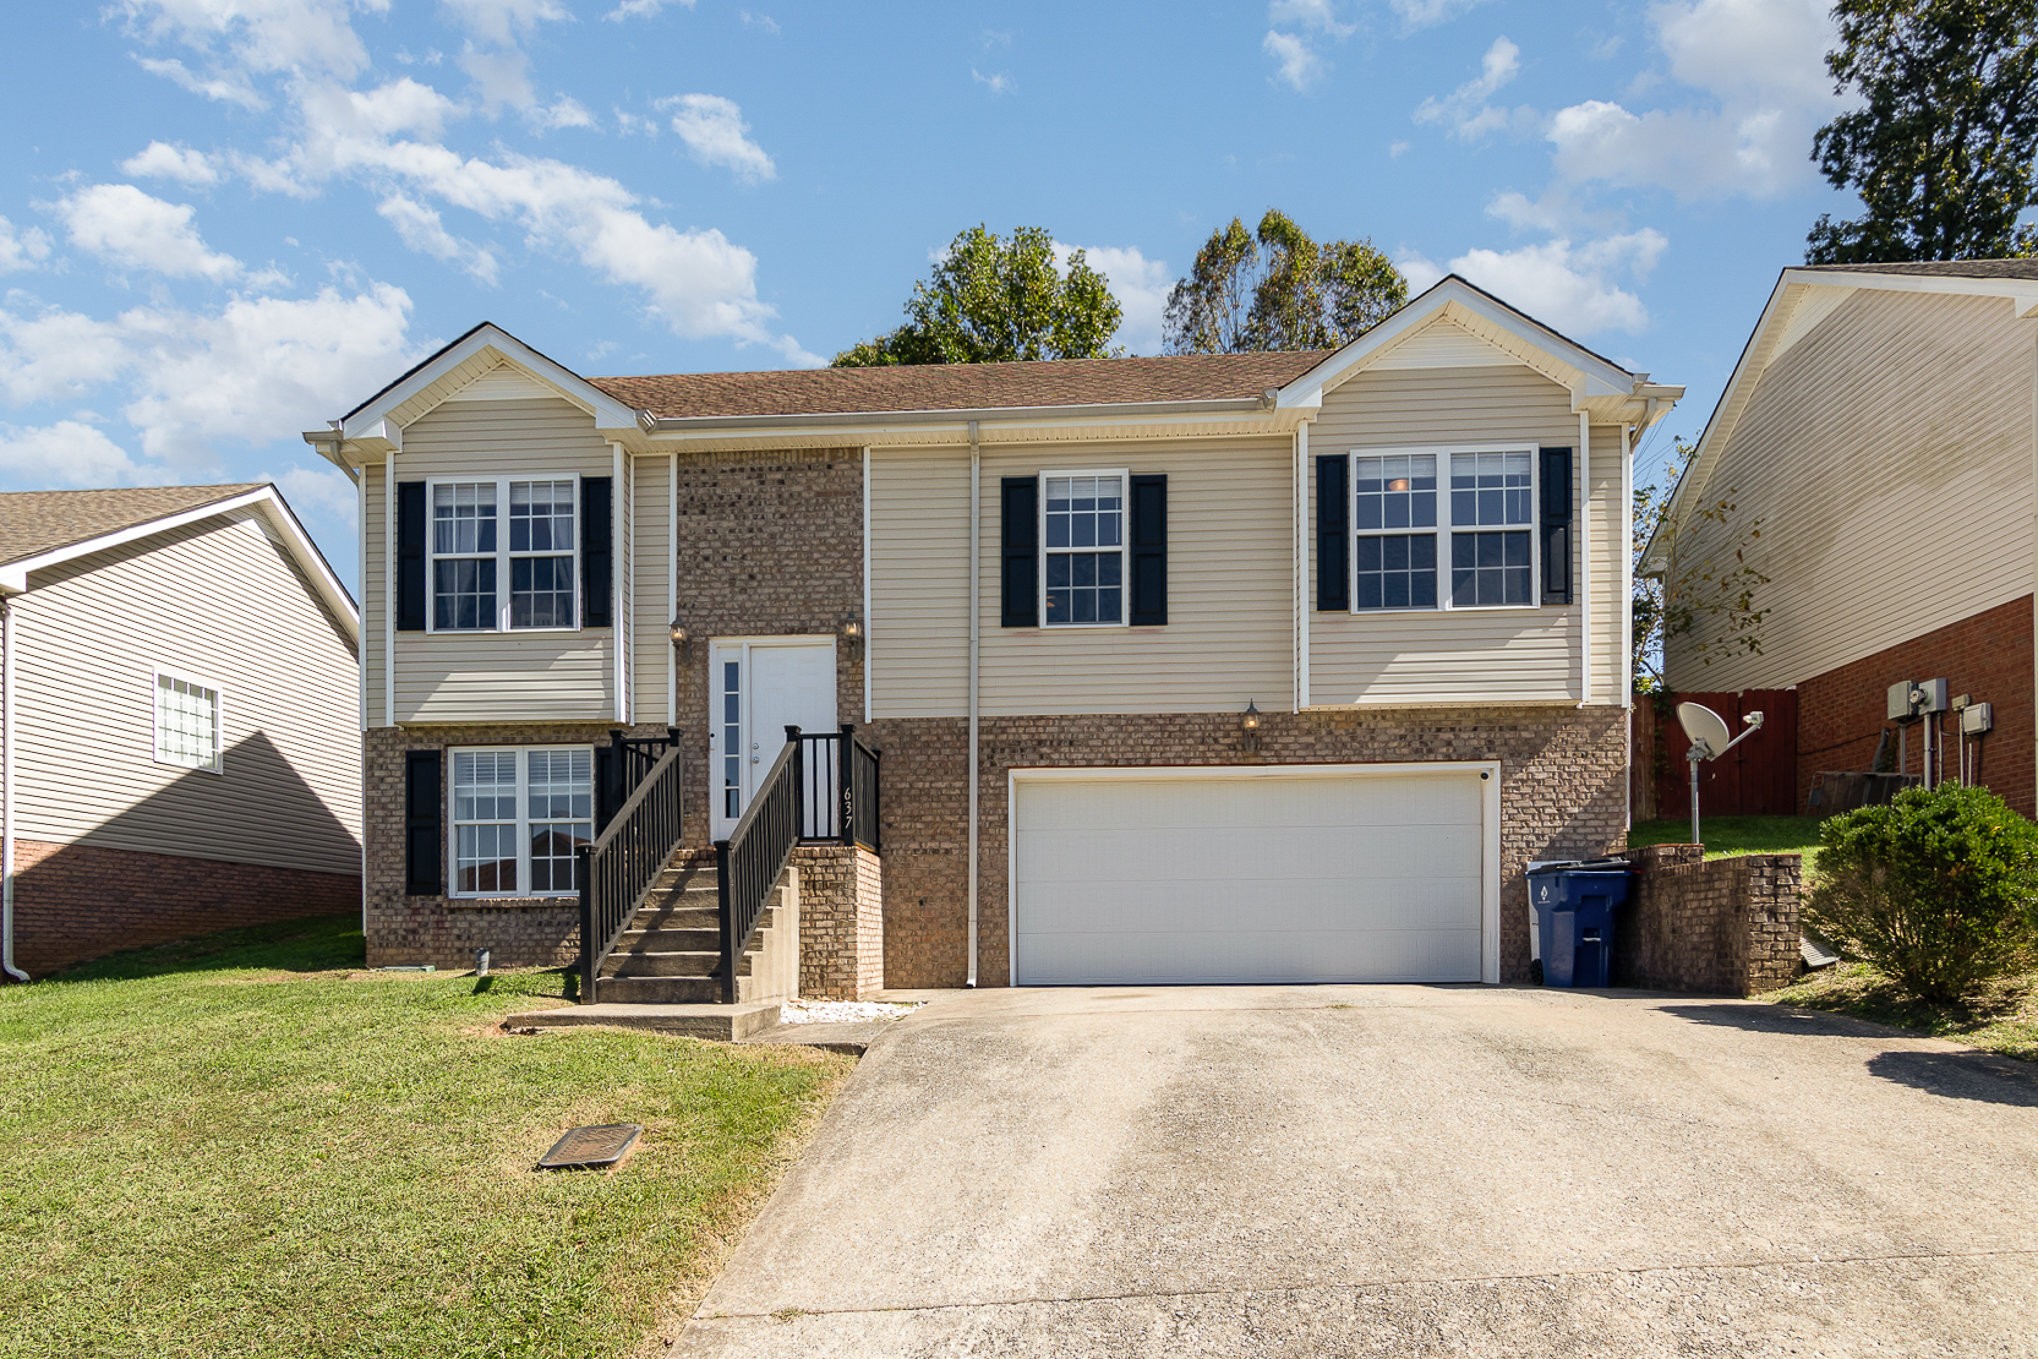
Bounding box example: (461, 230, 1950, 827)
(151, 666, 225, 775)
(1348, 443, 1544, 616)
(446, 744, 594, 900)
(1038, 467, 1131, 629)
(424, 473, 584, 636)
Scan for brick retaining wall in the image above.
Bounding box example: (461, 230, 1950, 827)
(793, 843, 883, 1000)
(1616, 844, 1802, 996)
(13, 837, 360, 976)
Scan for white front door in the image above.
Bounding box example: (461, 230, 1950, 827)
(708, 638, 838, 839)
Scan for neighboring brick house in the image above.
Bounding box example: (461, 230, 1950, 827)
(1648, 261, 2038, 817)
(312, 275, 1680, 1000)
(0, 484, 363, 977)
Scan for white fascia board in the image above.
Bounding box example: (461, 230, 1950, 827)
(0, 487, 361, 644)
(339, 324, 642, 444)
(1275, 276, 1641, 411)
(1784, 267, 2038, 316)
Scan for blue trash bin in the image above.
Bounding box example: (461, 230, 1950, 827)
(1529, 861, 1633, 987)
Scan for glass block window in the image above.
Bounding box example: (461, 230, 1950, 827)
(1042, 473, 1125, 626)
(1448, 451, 1534, 608)
(450, 747, 594, 897)
(154, 672, 221, 772)
(429, 477, 578, 631)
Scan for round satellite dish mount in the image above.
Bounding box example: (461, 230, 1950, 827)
(1677, 702, 1733, 759)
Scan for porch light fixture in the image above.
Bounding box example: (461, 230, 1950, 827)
(841, 616, 864, 658)
(1241, 700, 1262, 754)
(668, 618, 691, 658)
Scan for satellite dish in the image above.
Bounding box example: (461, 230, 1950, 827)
(1677, 702, 1733, 759)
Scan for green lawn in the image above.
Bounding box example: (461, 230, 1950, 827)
(1767, 962, 2038, 1062)
(1630, 814, 1827, 884)
(0, 916, 852, 1359)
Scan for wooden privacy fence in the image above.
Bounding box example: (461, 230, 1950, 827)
(1631, 688, 1799, 823)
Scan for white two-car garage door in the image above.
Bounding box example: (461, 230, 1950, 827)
(1010, 765, 1497, 986)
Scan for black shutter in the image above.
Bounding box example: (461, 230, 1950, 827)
(581, 475, 613, 628)
(1000, 476, 1038, 628)
(1315, 454, 1349, 612)
(1539, 447, 1574, 606)
(396, 480, 427, 632)
(403, 749, 442, 896)
(1128, 474, 1167, 626)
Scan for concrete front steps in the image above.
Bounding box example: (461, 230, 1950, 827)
(596, 854, 800, 1005)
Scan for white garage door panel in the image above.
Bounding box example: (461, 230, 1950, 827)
(1011, 768, 1492, 986)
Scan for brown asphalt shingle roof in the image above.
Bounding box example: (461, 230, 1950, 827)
(588, 350, 1334, 420)
(0, 483, 265, 567)
(1804, 259, 2038, 281)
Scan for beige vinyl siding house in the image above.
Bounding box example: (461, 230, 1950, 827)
(318, 278, 1680, 992)
(0, 484, 362, 977)
(1652, 262, 2038, 817)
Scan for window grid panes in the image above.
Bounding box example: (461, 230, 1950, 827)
(431, 481, 498, 631)
(451, 748, 594, 897)
(1043, 474, 1124, 625)
(721, 660, 743, 820)
(429, 477, 578, 632)
(1353, 454, 1438, 612)
(508, 479, 576, 629)
(1448, 451, 1533, 608)
(154, 674, 220, 771)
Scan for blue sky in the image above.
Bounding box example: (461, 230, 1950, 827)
(0, 0, 1857, 591)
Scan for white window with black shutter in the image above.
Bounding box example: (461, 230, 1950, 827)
(1002, 470, 1167, 629)
(395, 472, 614, 635)
(1319, 444, 1570, 613)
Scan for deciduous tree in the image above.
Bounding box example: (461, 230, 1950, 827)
(1163, 210, 1405, 354)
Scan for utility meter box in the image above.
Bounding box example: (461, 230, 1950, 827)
(1888, 680, 1917, 722)
(1911, 678, 1950, 714)
(1962, 702, 1995, 735)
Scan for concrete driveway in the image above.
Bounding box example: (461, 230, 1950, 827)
(674, 986, 2038, 1358)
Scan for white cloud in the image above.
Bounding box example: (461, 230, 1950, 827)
(134, 55, 267, 110)
(459, 44, 534, 115)
(120, 140, 223, 185)
(660, 94, 776, 183)
(1271, 0, 1354, 36)
(1387, 0, 1489, 31)
(740, 10, 780, 35)
(1055, 243, 1171, 355)
(0, 421, 153, 486)
(1546, 0, 1840, 199)
(0, 216, 51, 273)
(615, 107, 660, 137)
(530, 95, 596, 131)
(439, 0, 568, 46)
(273, 463, 359, 527)
(1413, 35, 1523, 139)
(1400, 230, 1668, 335)
(1263, 31, 1323, 91)
(0, 309, 133, 405)
(604, 0, 694, 19)
(116, 0, 386, 79)
(57, 184, 242, 282)
(971, 68, 1014, 95)
(377, 193, 500, 284)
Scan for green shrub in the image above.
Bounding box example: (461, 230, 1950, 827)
(1806, 784, 2038, 1003)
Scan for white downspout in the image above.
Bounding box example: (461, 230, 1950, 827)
(1577, 409, 1593, 706)
(966, 421, 981, 987)
(1295, 421, 1310, 711)
(2, 596, 27, 981)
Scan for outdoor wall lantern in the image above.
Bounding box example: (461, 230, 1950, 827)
(841, 615, 864, 658)
(668, 618, 691, 658)
(1241, 700, 1262, 754)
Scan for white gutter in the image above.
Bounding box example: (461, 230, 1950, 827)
(967, 420, 981, 988)
(2, 597, 26, 981)
(1578, 409, 1593, 706)
(645, 395, 1275, 436)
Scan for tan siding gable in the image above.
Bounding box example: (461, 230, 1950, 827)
(1309, 364, 1591, 706)
(1666, 288, 2037, 691)
(14, 515, 361, 875)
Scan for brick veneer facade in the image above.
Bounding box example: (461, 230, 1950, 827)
(1795, 594, 2034, 816)
(792, 844, 884, 999)
(1617, 844, 1803, 996)
(865, 705, 1631, 988)
(13, 837, 359, 976)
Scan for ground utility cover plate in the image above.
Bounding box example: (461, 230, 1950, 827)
(537, 1123, 642, 1170)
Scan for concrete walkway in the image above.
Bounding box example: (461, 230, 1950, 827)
(671, 985, 2038, 1357)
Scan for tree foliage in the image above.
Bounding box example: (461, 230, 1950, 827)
(1807, 0, 2038, 263)
(1807, 784, 2038, 1002)
(1162, 210, 1406, 354)
(832, 225, 1123, 367)
(1631, 439, 1772, 691)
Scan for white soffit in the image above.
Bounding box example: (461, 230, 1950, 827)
(1767, 285, 1856, 365)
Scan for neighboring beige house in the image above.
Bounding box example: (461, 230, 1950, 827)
(1648, 260, 2038, 817)
(0, 484, 362, 977)
(311, 276, 1679, 1003)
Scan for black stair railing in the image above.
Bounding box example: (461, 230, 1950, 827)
(576, 739, 684, 1004)
(792, 725, 883, 851)
(714, 728, 803, 1004)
